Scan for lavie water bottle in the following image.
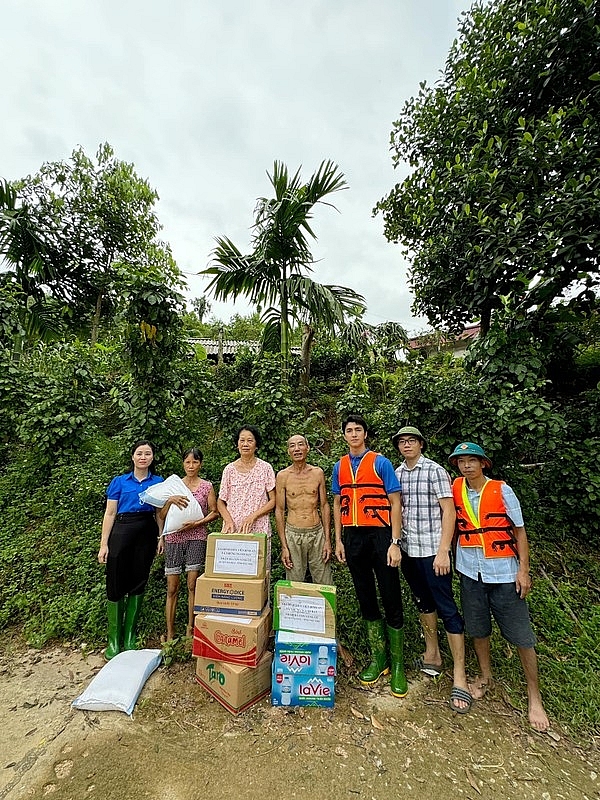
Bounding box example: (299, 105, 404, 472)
(281, 675, 292, 705)
(317, 645, 328, 675)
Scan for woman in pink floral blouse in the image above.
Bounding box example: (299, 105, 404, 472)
(217, 425, 276, 561)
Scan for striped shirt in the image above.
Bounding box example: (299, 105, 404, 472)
(455, 482, 524, 583)
(396, 456, 453, 558)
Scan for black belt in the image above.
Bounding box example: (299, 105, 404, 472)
(115, 511, 155, 522)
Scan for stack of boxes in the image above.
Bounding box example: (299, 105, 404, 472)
(192, 533, 272, 715)
(271, 580, 337, 708)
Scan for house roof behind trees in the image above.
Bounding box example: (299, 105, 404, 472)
(408, 324, 481, 358)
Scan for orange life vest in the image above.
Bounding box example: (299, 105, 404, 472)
(338, 451, 391, 527)
(452, 477, 518, 558)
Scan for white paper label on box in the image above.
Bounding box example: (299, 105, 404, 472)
(277, 631, 335, 645)
(213, 539, 260, 575)
(279, 594, 326, 634)
(204, 614, 254, 625)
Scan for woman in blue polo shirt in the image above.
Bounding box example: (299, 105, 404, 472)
(98, 440, 163, 659)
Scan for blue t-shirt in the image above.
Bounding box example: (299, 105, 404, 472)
(331, 451, 401, 495)
(106, 472, 163, 514)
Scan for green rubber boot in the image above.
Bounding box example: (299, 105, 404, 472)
(387, 625, 408, 698)
(359, 619, 390, 685)
(123, 593, 144, 651)
(105, 599, 125, 660)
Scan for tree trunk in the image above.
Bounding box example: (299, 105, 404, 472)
(300, 324, 314, 387)
(480, 304, 492, 337)
(90, 289, 104, 346)
(11, 333, 24, 364)
(217, 324, 224, 366)
(280, 269, 289, 382)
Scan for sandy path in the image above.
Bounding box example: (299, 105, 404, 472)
(1, 638, 598, 800)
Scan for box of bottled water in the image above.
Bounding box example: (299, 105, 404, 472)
(271, 670, 335, 708)
(273, 631, 337, 676)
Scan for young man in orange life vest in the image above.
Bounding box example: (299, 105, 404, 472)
(332, 414, 407, 697)
(449, 442, 550, 732)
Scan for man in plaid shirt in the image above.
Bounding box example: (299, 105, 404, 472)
(393, 426, 471, 713)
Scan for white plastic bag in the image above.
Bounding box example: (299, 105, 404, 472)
(139, 474, 188, 508)
(163, 500, 204, 536)
(72, 649, 162, 715)
(139, 474, 204, 535)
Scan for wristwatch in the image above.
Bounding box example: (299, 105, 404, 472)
(391, 538, 401, 546)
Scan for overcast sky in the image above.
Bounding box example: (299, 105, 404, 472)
(1, 0, 473, 334)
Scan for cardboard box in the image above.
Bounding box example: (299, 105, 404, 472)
(204, 533, 268, 580)
(273, 631, 337, 676)
(196, 651, 272, 715)
(192, 606, 272, 667)
(273, 580, 336, 639)
(271, 669, 335, 708)
(194, 573, 269, 616)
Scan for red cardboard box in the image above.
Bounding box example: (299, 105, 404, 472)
(192, 606, 272, 667)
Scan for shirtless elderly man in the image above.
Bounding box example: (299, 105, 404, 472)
(276, 434, 353, 667)
(275, 434, 332, 584)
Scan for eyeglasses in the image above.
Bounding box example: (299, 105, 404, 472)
(397, 437, 419, 446)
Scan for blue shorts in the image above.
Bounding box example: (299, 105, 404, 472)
(460, 573, 536, 648)
(401, 552, 464, 634)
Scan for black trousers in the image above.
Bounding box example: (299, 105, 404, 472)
(106, 512, 158, 601)
(343, 526, 404, 628)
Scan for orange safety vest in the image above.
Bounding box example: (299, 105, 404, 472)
(452, 477, 518, 558)
(338, 451, 391, 528)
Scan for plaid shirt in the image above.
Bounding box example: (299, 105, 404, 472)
(396, 456, 453, 558)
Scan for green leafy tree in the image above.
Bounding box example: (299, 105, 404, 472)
(376, 0, 600, 335)
(204, 160, 365, 380)
(342, 319, 408, 367)
(191, 295, 211, 323)
(337, 319, 409, 401)
(219, 312, 265, 342)
(120, 270, 187, 454)
(0, 181, 67, 354)
(0, 281, 26, 351)
(10, 144, 176, 343)
(0, 339, 114, 460)
(0, 179, 57, 295)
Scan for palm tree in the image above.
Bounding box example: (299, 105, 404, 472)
(342, 319, 409, 365)
(0, 179, 59, 297)
(203, 160, 365, 380)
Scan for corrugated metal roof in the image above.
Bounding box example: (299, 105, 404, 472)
(189, 338, 260, 355)
(188, 338, 301, 356)
(407, 324, 481, 351)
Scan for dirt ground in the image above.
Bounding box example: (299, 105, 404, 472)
(1, 635, 598, 800)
